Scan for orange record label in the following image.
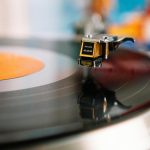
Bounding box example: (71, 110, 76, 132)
(0, 52, 44, 80)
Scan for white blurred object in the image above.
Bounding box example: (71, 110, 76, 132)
(143, 16, 150, 43)
(75, 13, 106, 36)
(0, 0, 29, 38)
(85, 13, 106, 35)
(74, 0, 91, 10)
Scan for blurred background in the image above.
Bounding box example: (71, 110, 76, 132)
(0, 0, 149, 44)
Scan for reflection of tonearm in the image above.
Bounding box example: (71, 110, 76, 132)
(78, 77, 131, 121)
(78, 34, 135, 67)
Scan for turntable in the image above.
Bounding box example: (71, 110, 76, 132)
(0, 38, 149, 150)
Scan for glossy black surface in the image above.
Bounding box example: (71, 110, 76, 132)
(78, 77, 130, 121)
(0, 38, 149, 145)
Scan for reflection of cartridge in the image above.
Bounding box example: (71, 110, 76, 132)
(78, 77, 131, 121)
(78, 34, 134, 67)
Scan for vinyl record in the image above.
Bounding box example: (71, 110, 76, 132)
(0, 38, 149, 149)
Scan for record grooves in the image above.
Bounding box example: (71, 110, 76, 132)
(0, 38, 149, 146)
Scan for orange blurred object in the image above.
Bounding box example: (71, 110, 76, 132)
(91, 0, 112, 16)
(0, 52, 44, 80)
(107, 14, 144, 41)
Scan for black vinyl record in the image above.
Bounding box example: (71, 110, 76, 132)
(0, 38, 149, 149)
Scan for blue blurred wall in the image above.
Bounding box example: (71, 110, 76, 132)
(109, 0, 146, 23)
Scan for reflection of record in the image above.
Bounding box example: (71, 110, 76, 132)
(91, 49, 150, 107)
(0, 39, 149, 148)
